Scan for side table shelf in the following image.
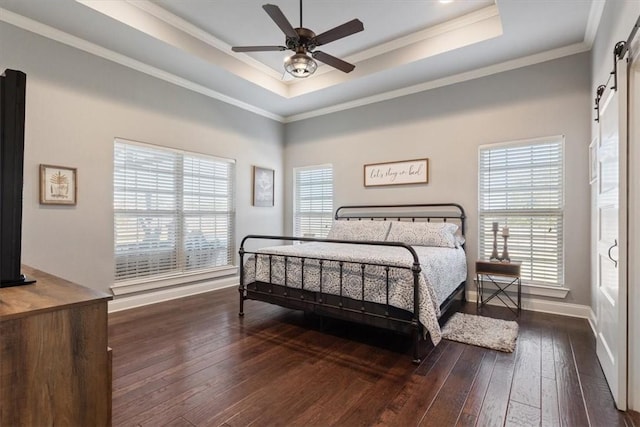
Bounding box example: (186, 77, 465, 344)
(475, 260, 522, 316)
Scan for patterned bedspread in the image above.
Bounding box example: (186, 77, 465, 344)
(242, 242, 467, 345)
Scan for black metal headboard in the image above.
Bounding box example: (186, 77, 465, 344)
(334, 203, 466, 236)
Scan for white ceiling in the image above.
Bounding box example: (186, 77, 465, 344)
(0, 0, 603, 122)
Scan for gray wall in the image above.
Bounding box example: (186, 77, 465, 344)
(1, 22, 284, 295)
(1, 16, 598, 309)
(285, 53, 592, 305)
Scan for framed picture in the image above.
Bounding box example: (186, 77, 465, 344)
(39, 164, 77, 205)
(589, 137, 598, 184)
(364, 158, 429, 187)
(253, 166, 274, 207)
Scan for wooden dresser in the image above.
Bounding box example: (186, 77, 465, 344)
(0, 266, 113, 426)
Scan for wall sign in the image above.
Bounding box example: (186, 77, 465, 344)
(364, 158, 429, 187)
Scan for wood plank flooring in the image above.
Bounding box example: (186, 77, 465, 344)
(109, 287, 633, 426)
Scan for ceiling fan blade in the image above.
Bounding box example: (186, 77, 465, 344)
(232, 45, 287, 52)
(263, 4, 299, 40)
(312, 51, 355, 73)
(312, 19, 364, 46)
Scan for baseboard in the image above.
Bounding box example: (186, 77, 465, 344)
(588, 308, 598, 337)
(466, 289, 592, 319)
(108, 277, 238, 313)
(109, 281, 591, 318)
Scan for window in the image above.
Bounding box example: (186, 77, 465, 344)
(294, 165, 333, 238)
(114, 139, 235, 283)
(478, 136, 564, 286)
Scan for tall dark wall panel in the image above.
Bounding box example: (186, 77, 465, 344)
(1, 69, 33, 287)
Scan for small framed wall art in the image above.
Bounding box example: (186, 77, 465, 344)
(253, 166, 274, 207)
(39, 164, 77, 205)
(364, 158, 429, 187)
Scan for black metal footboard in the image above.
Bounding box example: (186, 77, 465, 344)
(240, 235, 459, 364)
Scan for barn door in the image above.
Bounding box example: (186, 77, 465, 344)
(595, 50, 629, 410)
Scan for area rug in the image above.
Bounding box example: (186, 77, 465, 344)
(441, 312, 519, 352)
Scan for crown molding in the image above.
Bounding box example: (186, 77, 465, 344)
(123, 0, 499, 86)
(284, 42, 590, 123)
(0, 7, 284, 122)
(1, 4, 598, 124)
(75, 0, 287, 96)
(282, 9, 503, 99)
(125, 0, 283, 80)
(282, 4, 500, 83)
(584, 0, 607, 47)
(348, 4, 499, 66)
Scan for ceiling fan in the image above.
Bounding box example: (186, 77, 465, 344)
(231, 1, 364, 78)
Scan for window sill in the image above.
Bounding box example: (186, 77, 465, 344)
(473, 279, 569, 299)
(111, 266, 238, 296)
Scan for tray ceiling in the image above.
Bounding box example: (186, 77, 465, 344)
(0, 0, 602, 121)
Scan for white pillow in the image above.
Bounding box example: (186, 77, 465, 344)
(386, 221, 458, 248)
(327, 220, 391, 241)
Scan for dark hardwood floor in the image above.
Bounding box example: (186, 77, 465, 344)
(109, 287, 633, 426)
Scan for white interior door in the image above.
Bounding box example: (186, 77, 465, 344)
(596, 54, 628, 410)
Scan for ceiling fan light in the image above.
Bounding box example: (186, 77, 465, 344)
(284, 53, 317, 78)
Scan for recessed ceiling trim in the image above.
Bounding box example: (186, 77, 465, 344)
(281, 4, 500, 83)
(0, 7, 284, 122)
(69, 0, 503, 101)
(126, 0, 283, 80)
(76, 0, 288, 97)
(286, 11, 503, 98)
(284, 42, 590, 123)
(80, 0, 503, 101)
(345, 4, 500, 66)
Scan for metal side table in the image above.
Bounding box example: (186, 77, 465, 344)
(475, 260, 522, 316)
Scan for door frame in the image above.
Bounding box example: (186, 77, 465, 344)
(627, 35, 640, 411)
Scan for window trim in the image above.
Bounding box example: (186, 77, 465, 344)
(112, 138, 236, 293)
(477, 135, 565, 288)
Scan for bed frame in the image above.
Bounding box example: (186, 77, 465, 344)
(238, 203, 467, 363)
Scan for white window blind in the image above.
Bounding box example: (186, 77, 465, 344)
(478, 136, 564, 286)
(294, 165, 333, 238)
(114, 140, 235, 282)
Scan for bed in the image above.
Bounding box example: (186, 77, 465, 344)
(238, 203, 467, 363)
